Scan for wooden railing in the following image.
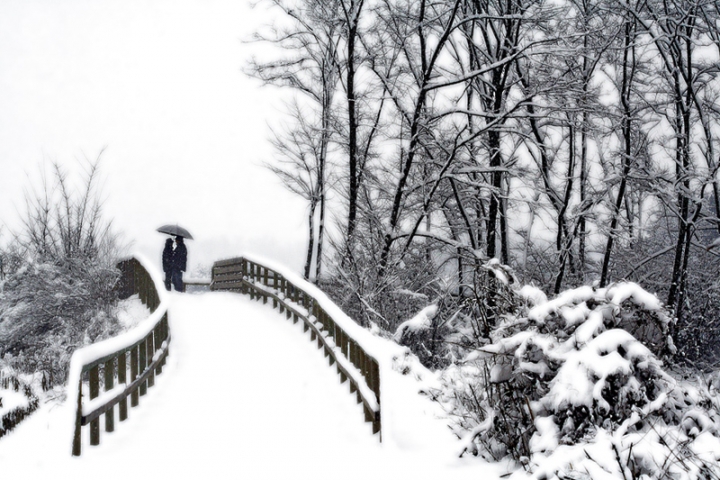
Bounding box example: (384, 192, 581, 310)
(71, 257, 171, 456)
(211, 256, 381, 437)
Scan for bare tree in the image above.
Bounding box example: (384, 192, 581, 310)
(338, 0, 366, 248)
(266, 103, 333, 280)
(248, 0, 341, 280)
(626, 0, 720, 325)
(599, 0, 645, 287)
(251, 0, 720, 368)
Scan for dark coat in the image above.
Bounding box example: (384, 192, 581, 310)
(162, 240, 174, 273)
(174, 240, 187, 272)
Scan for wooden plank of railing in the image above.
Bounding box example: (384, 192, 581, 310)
(213, 257, 244, 268)
(213, 272, 244, 282)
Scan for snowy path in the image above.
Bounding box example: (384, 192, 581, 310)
(0, 293, 503, 479)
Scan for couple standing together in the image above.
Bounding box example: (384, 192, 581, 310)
(162, 236, 187, 291)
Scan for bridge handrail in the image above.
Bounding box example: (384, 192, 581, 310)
(211, 255, 381, 437)
(69, 255, 171, 456)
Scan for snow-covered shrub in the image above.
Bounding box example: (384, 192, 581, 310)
(433, 281, 720, 478)
(322, 237, 444, 334)
(0, 159, 122, 387)
(394, 304, 455, 369)
(0, 257, 120, 385)
(610, 227, 720, 371)
(675, 267, 720, 370)
(0, 371, 40, 439)
(518, 373, 720, 480)
(390, 259, 526, 369)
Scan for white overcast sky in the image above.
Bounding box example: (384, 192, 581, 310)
(0, 0, 308, 273)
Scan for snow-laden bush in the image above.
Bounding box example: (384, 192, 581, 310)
(0, 158, 122, 387)
(394, 304, 453, 369)
(0, 370, 40, 439)
(432, 281, 720, 479)
(0, 257, 120, 385)
(390, 259, 531, 370)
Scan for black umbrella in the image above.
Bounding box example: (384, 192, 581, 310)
(157, 224, 194, 240)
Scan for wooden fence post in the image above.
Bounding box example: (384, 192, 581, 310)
(286, 283, 292, 320)
(249, 262, 255, 300)
(328, 314, 336, 341)
(104, 359, 115, 433)
(291, 286, 299, 323)
(131, 346, 139, 407)
(278, 276, 285, 314)
(89, 367, 100, 446)
(371, 358, 380, 400)
(155, 325, 163, 375)
(118, 352, 128, 422)
(263, 268, 269, 304)
(163, 313, 170, 365)
(147, 333, 155, 388)
(273, 280, 278, 309)
(247, 262, 252, 299)
(139, 339, 147, 397)
(72, 381, 83, 456)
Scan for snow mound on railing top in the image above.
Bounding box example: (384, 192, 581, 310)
(237, 252, 405, 362)
(65, 252, 170, 454)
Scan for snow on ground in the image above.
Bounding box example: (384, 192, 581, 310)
(0, 292, 504, 479)
(114, 294, 151, 330)
(0, 389, 28, 418)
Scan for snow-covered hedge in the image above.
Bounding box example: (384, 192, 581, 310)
(431, 280, 720, 479)
(0, 256, 120, 386)
(0, 372, 39, 440)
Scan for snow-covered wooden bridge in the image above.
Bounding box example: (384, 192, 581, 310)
(0, 255, 500, 479)
(70, 256, 381, 457)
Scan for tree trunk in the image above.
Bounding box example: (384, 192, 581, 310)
(600, 17, 636, 287)
(315, 191, 325, 281)
(304, 201, 317, 280)
(345, 0, 362, 248)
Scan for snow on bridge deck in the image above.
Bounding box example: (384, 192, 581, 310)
(0, 293, 503, 479)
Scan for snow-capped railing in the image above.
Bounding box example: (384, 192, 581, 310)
(211, 256, 381, 438)
(70, 257, 171, 456)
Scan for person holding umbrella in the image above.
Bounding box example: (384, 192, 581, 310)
(172, 236, 187, 292)
(157, 224, 193, 292)
(162, 238, 174, 291)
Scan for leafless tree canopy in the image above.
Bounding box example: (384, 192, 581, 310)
(251, 0, 720, 369)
